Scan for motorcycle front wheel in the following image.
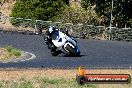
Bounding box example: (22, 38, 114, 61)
(65, 44, 80, 57)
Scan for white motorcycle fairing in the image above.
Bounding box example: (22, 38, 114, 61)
(52, 31, 77, 54)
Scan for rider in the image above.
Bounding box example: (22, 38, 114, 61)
(46, 25, 73, 56)
(45, 25, 61, 56)
(46, 26, 57, 45)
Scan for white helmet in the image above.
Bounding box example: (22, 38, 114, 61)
(48, 26, 59, 34)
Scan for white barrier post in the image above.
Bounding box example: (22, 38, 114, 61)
(109, 0, 114, 40)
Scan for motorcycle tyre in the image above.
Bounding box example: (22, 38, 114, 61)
(66, 44, 80, 57)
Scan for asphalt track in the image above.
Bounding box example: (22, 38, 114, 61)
(0, 32, 132, 68)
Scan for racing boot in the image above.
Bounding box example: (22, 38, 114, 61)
(51, 45, 62, 56)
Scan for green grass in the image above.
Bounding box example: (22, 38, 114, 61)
(0, 77, 96, 88)
(37, 77, 96, 88)
(1, 77, 131, 88)
(0, 79, 33, 88)
(4, 45, 21, 57)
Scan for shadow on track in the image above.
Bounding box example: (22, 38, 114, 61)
(61, 54, 86, 57)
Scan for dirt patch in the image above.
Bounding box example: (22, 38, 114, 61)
(0, 0, 16, 16)
(0, 0, 16, 30)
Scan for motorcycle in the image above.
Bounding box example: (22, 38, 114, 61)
(45, 28, 80, 56)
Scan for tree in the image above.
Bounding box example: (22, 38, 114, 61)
(62, 0, 69, 5)
(81, 0, 91, 11)
(81, 0, 132, 27)
(11, 0, 67, 21)
(55, 5, 104, 25)
(113, 0, 132, 27)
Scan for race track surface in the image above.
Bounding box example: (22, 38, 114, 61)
(0, 32, 132, 68)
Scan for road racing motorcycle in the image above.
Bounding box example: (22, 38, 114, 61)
(45, 28, 80, 57)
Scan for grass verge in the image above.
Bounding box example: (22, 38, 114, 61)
(0, 76, 96, 88)
(4, 45, 21, 57)
(0, 69, 131, 88)
(0, 45, 21, 60)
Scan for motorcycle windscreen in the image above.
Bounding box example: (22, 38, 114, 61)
(52, 32, 59, 40)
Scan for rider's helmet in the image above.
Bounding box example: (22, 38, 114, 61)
(48, 25, 59, 36)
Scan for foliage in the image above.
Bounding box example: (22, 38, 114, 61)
(62, 0, 69, 5)
(81, 0, 132, 27)
(112, 0, 132, 27)
(81, 0, 91, 11)
(55, 5, 105, 25)
(11, 0, 66, 21)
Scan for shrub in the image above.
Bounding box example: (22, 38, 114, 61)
(11, 0, 66, 21)
(55, 5, 105, 25)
